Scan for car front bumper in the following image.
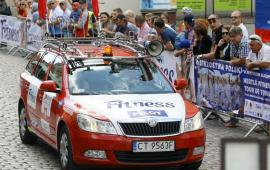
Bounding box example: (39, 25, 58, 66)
(70, 128, 206, 167)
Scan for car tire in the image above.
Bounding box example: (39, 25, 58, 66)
(59, 125, 78, 170)
(19, 103, 38, 144)
(179, 160, 203, 170)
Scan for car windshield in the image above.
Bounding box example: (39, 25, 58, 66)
(69, 59, 174, 95)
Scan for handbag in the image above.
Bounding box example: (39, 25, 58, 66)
(0, 3, 12, 16)
(3, 6, 12, 16)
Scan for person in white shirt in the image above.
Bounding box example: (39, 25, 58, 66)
(231, 10, 248, 38)
(197, 75, 204, 105)
(59, 0, 71, 37)
(145, 13, 157, 41)
(246, 34, 270, 70)
(246, 35, 270, 132)
(214, 76, 222, 107)
(225, 74, 232, 110)
(48, 0, 63, 37)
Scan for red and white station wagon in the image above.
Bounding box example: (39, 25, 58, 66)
(18, 36, 205, 170)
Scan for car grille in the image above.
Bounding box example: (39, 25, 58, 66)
(114, 149, 189, 164)
(119, 121, 180, 136)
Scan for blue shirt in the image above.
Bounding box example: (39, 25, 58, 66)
(160, 27, 178, 46)
(32, 11, 40, 23)
(115, 26, 125, 34)
(174, 30, 188, 48)
(87, 0, 92, 11)
(69, 10, 81, 23)
(123, 22, 138, 36)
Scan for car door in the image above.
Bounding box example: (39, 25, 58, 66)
(21, 52, 41, 128)
(43, 56, 64, 143)
(32, 52, 56, 140)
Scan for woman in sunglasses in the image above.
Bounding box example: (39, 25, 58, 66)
(193, 23, 212, 55)
(215, 26, 231, 61)
(17, 0, 29, 20)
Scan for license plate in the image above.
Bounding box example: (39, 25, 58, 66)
(132, 140, 174, 152)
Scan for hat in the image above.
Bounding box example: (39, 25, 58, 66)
(182, 7, 192, 14)
(78, 0, 86, 4)
(176, 39, 190, 49)
(31, 2, 38, 9)
(113, 14, 125, 21)
(183, 14, 195, 27)
(59, 0, 66, 4)
(249, 35, 263, 44)
(72, 2, 79, 11)
(73, 2, 79, 7)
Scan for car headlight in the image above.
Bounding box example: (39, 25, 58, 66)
(184, 111, 205, 133)
(76, 114, 117, 135)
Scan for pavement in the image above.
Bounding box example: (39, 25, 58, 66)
(0, 48, 268, 170)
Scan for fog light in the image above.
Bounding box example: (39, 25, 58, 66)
(84, 150, 107, 159)
(193, 146, 204, 156)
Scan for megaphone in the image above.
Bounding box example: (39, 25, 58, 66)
(144, 40, 164, 56)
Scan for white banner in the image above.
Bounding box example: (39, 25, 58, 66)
(154, 51, 196, 102)
(154, 51, 181, 84)
(27, 22, 44, 51)
(0, 16, 23, 46)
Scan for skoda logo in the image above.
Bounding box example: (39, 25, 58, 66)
(147, 118, 157, 127)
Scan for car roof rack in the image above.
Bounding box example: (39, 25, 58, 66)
(29, 13, 164, 68)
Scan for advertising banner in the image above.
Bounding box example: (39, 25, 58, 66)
(194, 58, 245, 112)
(27, 22, 44, 51)
(214, 0, 251, 11)
(141, 0, 177, 10)
(153, 51, 196, 102)
(0, 16, 23, 46)
(240, 69, 270, 123)
(177, 0, 205, 12)
(194, 58, 270, 123)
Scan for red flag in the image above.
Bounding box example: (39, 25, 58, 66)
(38, 0, 47, 20)
(92, 0, 99, 21)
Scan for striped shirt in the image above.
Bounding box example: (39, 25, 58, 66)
(230, 36, 250, 58)
(188, 27, 195, 46)
(32, 11, 40, 23)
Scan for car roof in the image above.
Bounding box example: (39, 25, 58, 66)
(74, 44, 135, 57)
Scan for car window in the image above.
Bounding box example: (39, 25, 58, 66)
(25, 52, 41, 74)
(33, 53, 56, 82)
(69, 59, 174, 95)
(47, 57, 62, 88)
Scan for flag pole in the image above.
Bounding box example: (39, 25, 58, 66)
(46, 13, 49, 38)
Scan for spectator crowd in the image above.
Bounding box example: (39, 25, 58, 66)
(8, 1, 270, 132)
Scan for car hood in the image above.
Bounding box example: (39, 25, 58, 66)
(70, 93, 186, 122)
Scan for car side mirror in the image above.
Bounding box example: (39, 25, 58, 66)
(40, 81, 60, 94)
(174, 78, 188, 90)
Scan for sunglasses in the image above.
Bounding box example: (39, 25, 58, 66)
(49, 2, 55, 5)
(231, 16, 239, 19)
(20, 3, 25, 5)
(222, 32, 229, 35)
(208, 18, 218, 24)
(249, 37, 260, 41)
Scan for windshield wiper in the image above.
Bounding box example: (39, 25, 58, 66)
(71, 92, 100, 95)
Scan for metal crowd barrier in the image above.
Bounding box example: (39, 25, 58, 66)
(197, 105, 269, 138)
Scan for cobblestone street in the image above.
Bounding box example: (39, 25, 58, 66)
(0, 51, 267, 170)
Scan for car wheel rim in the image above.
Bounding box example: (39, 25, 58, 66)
(60, 133, 68, 168)
(19, 107, 26, 137)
